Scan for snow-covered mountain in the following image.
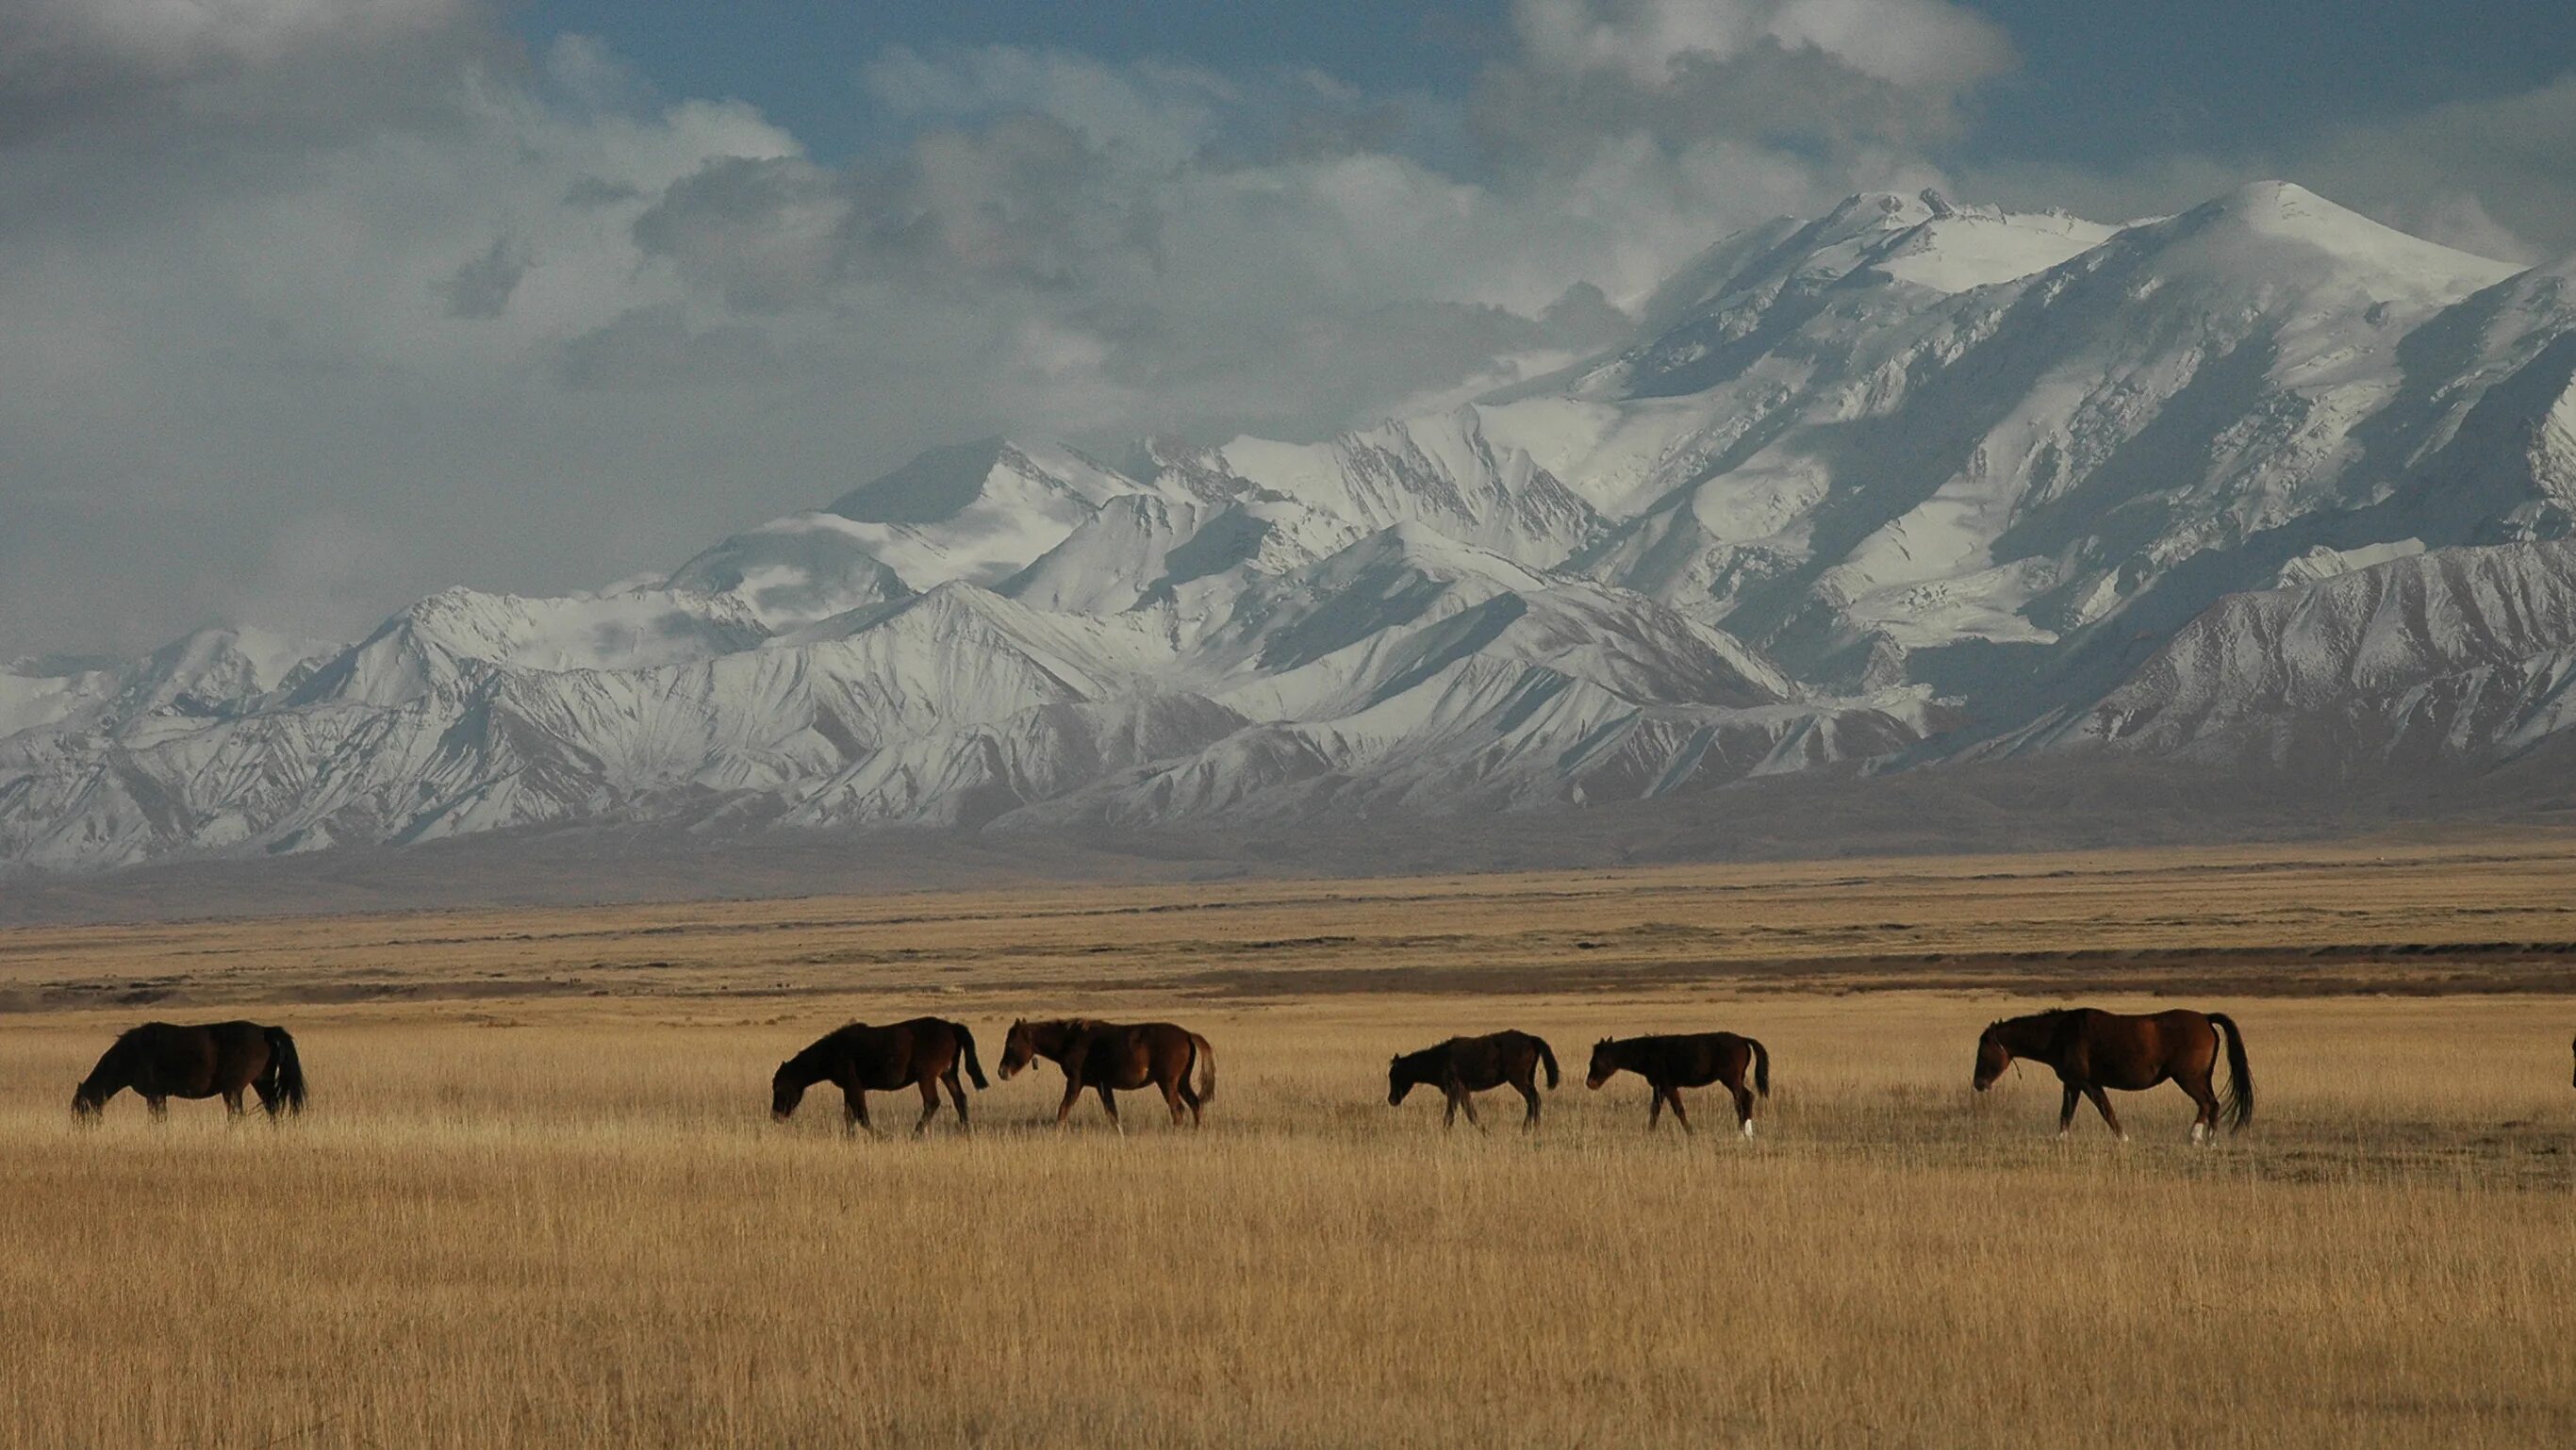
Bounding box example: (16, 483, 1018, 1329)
(10, 181, 2576, 875)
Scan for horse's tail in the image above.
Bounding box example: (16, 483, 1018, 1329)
(956, 1022, 989, 1090)
(1747, 1036, 1771, 1097)
(263, 1027, 308, 1115)
(1533, 1035, 1560, 1091)
(2208, 1013, 2252, 1133)
(1190, 1034, 1216, 1105)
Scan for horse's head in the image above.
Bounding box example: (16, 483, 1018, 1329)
(69, 1084, 104, 1121)
(1584, 1038, 1617, 1091)
(1973, 1024, 2011, 1092)
(1387, 1055, 1416, 1107)
(999, 1019, 1039, 1080)
(768, 1062, 806, 1122)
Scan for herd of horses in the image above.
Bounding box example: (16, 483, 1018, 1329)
(64, 1007, 2284, 1142)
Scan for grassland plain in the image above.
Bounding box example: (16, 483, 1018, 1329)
(2, 838, 2574, 1447)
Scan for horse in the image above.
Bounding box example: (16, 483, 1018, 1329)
(1388, 1030, 1560, 1130)
(1972, 1008, 2251, 1142)
(1585, 1031, 1769, 1137)
(997, 1018, 1214, 1129)
(72, 1021, 307, 1120)
(771, 1017, 986, 1134)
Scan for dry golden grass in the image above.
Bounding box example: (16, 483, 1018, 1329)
(2, 837, 2574, 1447)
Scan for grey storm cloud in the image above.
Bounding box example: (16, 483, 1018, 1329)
(629, 113, 1159, 313)
(442, 233, 529, 319)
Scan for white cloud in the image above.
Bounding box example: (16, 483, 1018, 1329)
(1511, 0, 2011, 93)
(6, 0, 2559, 665)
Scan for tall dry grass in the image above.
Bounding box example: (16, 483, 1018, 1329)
(2, 991, 2571, 1447)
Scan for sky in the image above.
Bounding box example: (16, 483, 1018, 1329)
(4, 0, 2573, 662)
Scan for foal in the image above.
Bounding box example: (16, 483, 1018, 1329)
(1584, 1031, 1770, 1137)
(1387, 1030, 1560, 1130)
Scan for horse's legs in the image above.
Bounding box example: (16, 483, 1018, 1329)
(2180, 1071, 2219, 1144)
(2083, 1084, 2126, 1141)
(146, 1096, 168, 1121)
(1161, 1075, 1189, 1128)
(2057, 1084, 2080, 1136)
(1053, 1077, 1085, 1129)
(1512, 1073, 1541, 1130)
(1096, 1083, 1123, 1133)
(1730, 1083, 1757, 1139)
(943, 1068, 971, 1131)
(1666, 1090, 1694, 1136)
(253, 1079, 280, 1117)
(223, 1089, 246, 1118)
(913, 1079, 941, 1135)
(1454, 1085, 1484, 1133)
(1647, 1087, 1666, 1131)
(845, 1088, 875, 1137)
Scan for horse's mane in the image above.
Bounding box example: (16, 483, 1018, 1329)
(1988, 1008, 2076, 1032)
(1390, 1042, 1447, 1070)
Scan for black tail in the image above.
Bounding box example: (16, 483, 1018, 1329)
(1533, 1036, 1560, 1091)
(262, 1027, 307, 1115)
(1747, 1036, 1771, 1097)
(2208, 1013, 2252, 1132)
(957, 1023, 989, 1090)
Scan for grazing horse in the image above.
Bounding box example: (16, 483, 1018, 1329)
(1388, 1030, 1560, 1130)
(1585, 1031, 1769, 1137)
(72, 1021, 306, 1120)
(998, 1018, 1214, 1129)
(771, 1018, 986, 1134)
(1973, 1008, 2251, 1142)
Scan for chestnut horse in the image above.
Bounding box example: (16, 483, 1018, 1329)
(998, 1018, 1214, 1129)
(73, 1021, 306, 1120)
(1388, 1030, 1560, 1130)
(1585, 1031, 1769, 1137)
(1973, 1008, 2251, 1142)
(771, 1017, 986, 1134)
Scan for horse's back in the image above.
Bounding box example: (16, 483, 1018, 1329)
(1635, 1031, 1745, 1087)
(2073, 1008, 2216, 1085)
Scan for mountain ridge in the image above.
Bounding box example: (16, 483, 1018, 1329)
(10, 178, 2576, 878)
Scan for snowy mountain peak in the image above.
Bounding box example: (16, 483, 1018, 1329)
(14, 179, 2576, 875)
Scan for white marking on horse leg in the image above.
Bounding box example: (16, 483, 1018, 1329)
(1742, 1118, 1756, 1140)
(2189, 1121, 2205, 1145)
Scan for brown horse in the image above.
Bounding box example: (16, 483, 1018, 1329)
(73, 1021, 307, 1120)
(1585, 1031, 1769, 1136)
(771, 1018, 986, 1134)
(1388, 1030, 1560, 1130)
(1973, 1008, 2251, 1142)
(998, 1018, 1214, 1129)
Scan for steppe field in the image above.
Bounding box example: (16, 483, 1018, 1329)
(4, 834, 2576, 1448)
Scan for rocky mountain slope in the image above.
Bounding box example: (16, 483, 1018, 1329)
(8, 181, 2576, 875)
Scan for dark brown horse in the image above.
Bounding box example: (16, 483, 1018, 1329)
(1585, 1031, 1769, 1136)
(72, 1021, 306, 1120)
(771, 1018, 986, 1134)
(1973, 1008, 2251, 1142)
(998, 1018, 1214, 1129)
(1388, 1030, 1560, 1130)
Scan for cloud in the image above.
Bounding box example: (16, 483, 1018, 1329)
(1511, 0, 2011, 92)
(17, 0, 2555, 667)
(0, 0, 487, 143)
(554, 304, 778, 389)
(441, 233, 528, 318)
